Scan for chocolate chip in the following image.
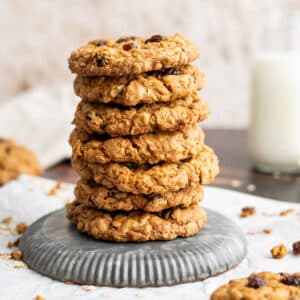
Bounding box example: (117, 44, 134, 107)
(85, 114, 93, 121)
(247, 275, 266, 289)
(161, 68, 181, 76)
(96, 57, 106, 67)
(108, 191, 116, 197)
(145, 35, 163, 43)
(293, 241, 300, 255)
(116, 36, 136, 43)
(281, 275, 300, 286)
(95, 40, 106, 47)
(123, 43, 138, 51)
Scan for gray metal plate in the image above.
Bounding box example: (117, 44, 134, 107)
(19, 208, 247, 287)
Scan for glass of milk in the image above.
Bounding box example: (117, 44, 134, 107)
(249, 9, 300, 174)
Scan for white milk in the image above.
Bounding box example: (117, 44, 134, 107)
(249, 52, 300, 173)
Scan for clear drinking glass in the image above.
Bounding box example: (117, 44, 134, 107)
(249, 8, 300, 174)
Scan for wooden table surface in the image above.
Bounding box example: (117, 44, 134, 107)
(44, 129, 300, 203)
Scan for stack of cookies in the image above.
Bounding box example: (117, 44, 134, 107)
(67, 34, 219, 242)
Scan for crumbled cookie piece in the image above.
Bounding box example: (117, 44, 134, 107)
(81, 285, 96, 291)
(240, 207, 256, 218)
(247, 228, 272, 235)
(271, 244, 288, 259)
(34, 295, 45, 300)
(13, 261, 27, 269)
(263, 228, 272, 234)
(2, 216, 12, 224)
(293, 241, 300, 255)
(280, 209, 294, 216)
(7, 237, 20, 248)
(0, 253, 11, 260)
(48, 181, 63, 196)
(15, 222, 28, 234)
(10, 250, 22, 260)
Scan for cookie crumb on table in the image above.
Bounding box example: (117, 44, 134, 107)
(48, 181, 63, 196)
(2, 216, 12, 224)
(15, 222, 28, 234)
(240, 207, 256, 218)
(13, 261, 27, 269)
(247, 228, 272, 235)
(10, 250, 22, 260)
(279, 208, 294, 216)
(7, 237, 20, 248)
(271, 244, 288, 259)
(81, 285, 96, 291)
(34, 295, 45, 300)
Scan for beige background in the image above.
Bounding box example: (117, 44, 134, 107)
(1, 0, 298, 128)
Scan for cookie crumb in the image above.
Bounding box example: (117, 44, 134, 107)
(48, 181, 63, 196)
(240, 207, 256, 218)
(81, 285, 96, 291)
(64, 281, 74, 285)
(0, 253, 11, 260)
(10, 250, 22, 260)
(7, 237, 20, 248)
(15, 222, 28, 234)
(247, 228, 272, 235)
(279, 209, 294, 216)
(292, 241, 300, 255)
(247, 184, 256, 192)
(13, 261, 27, 269)
(2, 216, 12, 224)
(271, 244, 288, 259)
(34, 295, 45, 300)
(231, 180, 241, 188)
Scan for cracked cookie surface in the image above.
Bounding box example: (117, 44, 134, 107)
(0, 138, 42, 185)
(73, 94, 210, 137)
(70, 125, 205, 164)
(68, 34, 200, 76)
(66, 201, 207, 242)
(211, 272, 300, 300)
(74, 65, 205, 106)
(72, 145, 219, 195)
(75, 180, 203, 212)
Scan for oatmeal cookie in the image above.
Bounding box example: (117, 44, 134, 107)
(66, 201, 207, 242)
(73, 94, 210, 137)
(70, 125, 205, 164)
(68, 34, 200, 76)
(75, 180, 203, 212)
(74, 65, 205, 106)
(72, 145, 219, 194)
(0, 138, 42, 184)
(211, 272, 300, 300)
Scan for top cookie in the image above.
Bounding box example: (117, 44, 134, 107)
(0, 138, 43, 184)
(68, 34, 200, 76)
(211, 272, 300, 300)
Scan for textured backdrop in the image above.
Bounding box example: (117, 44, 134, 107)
(0, 0, 296, 127)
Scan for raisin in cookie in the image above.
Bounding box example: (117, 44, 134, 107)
(66, 201, 206, 242)
(68, 34, 200, 76)
(74, 65, 205, 106)
(0, 138, 42, 184)
(75, 180, 203, 212)
(72, 145, 219, 195)
(211, 272, 300, 300)
(70, 125, 205, 164)
(73, 94, 210, 137)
